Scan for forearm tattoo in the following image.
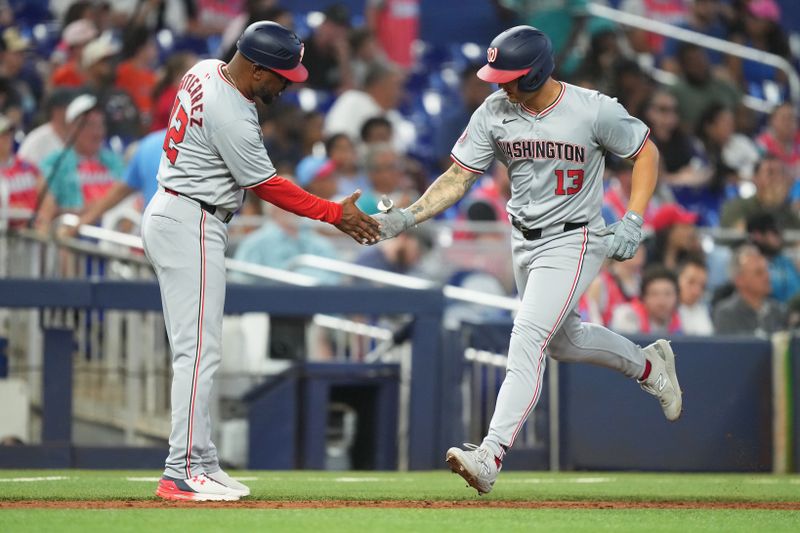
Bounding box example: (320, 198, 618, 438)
(408, 164, 479, 224)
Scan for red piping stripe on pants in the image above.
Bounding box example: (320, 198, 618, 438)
(185, 210, 207, 478)
(508, 226, 588, 449)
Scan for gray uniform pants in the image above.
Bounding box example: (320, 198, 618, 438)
(142, 190, 227, 479)
(482, 225, 646, 459)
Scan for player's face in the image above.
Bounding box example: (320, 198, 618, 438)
(498, 80, 521, 103)
(498, 79, 533, 104)
(253, 67, 291, 105)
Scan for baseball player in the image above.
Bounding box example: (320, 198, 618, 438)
(142, 22, 380, 502)
(374, 26, 682, 495)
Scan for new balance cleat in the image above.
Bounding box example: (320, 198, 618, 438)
(446, 443, 499, 495)
(640, 339, 683, 421)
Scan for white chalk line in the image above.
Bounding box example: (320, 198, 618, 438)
(0, 476, 70, 482)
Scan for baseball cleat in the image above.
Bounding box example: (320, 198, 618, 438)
(640, 339, 682, 421)
(155, 473, 240, 501)
(206, 469, 250, 497)
(446, 443, 499, 495)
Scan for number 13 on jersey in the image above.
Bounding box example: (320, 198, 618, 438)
(554, 169, 584, 196)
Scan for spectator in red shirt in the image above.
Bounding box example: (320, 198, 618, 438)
(757, 103, 800, 178)
(116, 26, 159, 128)
(611, 265, 683, 335)
(0, 113, 49, 230)
(366, 0, 419, 69)
(50, 19, 97, 88)
(150, 52, 197, 132)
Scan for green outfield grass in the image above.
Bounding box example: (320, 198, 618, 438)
(1, 470, 799, 532)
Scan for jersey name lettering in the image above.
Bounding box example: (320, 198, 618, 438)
(177, 73, 205, 128)
(497, 139, 585, 163)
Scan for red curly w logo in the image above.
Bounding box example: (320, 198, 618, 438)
(487, 47, 498, 63)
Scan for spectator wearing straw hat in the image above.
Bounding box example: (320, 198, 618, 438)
(80, 34, 141, 141)
(0, 27, 42, 125)
(50, 19, 98, 88)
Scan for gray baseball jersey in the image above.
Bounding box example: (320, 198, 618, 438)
(158, 59, 276, 211)
(143, 58, 280, 481)
(449, 82, 655, 461)
(450, 82, 649, 229)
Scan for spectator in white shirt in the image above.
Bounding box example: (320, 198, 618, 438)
(677, 255, 714, 335)
(18, 88, 75, 165)
(323, 62, 413, 152)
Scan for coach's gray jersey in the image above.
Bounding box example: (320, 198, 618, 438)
(158, 59, 276, 211)
(451, 82, 649, 229)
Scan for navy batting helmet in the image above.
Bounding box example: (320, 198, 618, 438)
(237, 21, 308, 83)
(477, 26, 554, 92)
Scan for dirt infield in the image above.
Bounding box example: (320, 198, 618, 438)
(2, 500, 799, 510)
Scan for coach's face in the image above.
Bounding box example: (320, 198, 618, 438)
(252, 66, 291, 105)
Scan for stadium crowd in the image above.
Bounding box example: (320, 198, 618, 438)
(1, 0, 800, 339)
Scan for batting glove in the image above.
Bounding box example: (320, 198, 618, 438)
(604, 211, 643, 261)
(372, 207, 416, 242)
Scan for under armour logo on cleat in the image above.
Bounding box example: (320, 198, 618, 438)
(502, 118, 518, 124)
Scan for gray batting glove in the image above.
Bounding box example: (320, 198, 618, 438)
(604, 211, 643, 261)
(372, 208, 416, 241)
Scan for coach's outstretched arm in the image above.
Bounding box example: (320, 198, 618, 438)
(250, 176, 381, 244)
(373, 162, 479, 240)
(605, 139, 659, 261)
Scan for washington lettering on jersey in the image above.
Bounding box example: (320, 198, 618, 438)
(497, 139, 586, 163)
(450, 82, 649, 229)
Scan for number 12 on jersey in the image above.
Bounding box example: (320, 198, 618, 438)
(554, 169, 584, 196)
(163, 102, 189, 165)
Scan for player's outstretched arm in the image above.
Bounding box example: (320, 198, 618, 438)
(372, 163, 480, 241)
(408, 163, 480, 224)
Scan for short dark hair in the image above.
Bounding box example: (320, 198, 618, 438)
(324, 132, 350, 155)
(641, 265, 679, 297)
(696, 102, 731, 138)
(677, 254, 707, 277)
(364, 62, 400, 88)
(677, 42, 703, 63)
(360, 116, 392, 142)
